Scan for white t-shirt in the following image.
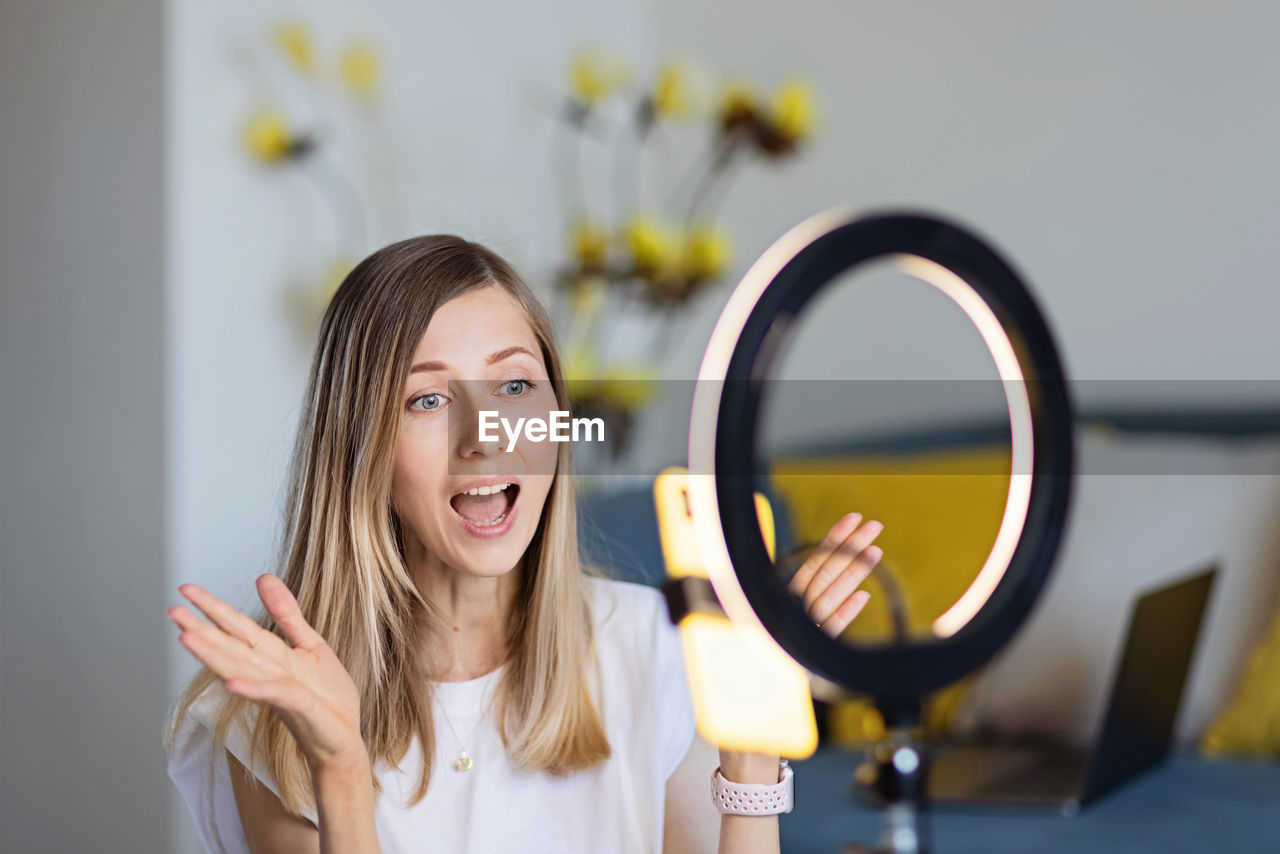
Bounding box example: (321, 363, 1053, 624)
(166, 576, 697, 854)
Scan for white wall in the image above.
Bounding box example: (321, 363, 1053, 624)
(651, 0, 1280, 383)
(0, 1, 169, 852)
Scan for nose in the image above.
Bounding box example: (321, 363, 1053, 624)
(450, 380, 501, 460)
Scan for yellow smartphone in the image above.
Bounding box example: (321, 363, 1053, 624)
(654, 466, 818, 759)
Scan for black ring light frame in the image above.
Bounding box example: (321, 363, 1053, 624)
(687, 207, 1074, 718)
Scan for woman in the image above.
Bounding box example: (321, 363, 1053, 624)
(163, 235, 884, 854)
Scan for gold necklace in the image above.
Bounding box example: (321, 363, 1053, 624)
(437, 676, 498, 771)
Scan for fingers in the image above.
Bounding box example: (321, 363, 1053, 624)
(177, 583, 270, 650)
(168, 599, 301, 709)
(809, 520, 882, 601)
(809, 544, 882, 627)
(169, 604, 260, 679)
(788, 512, 863, 596)
(792, 517, 884, 611)
(785, 513, 883, 637)
(175, 623, 304, 712)
(818, 589, 872, 638)
(255, 574, 324, 651)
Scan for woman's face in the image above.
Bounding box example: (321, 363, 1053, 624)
(391, 284, 559, 579)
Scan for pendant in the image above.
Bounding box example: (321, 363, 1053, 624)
(455, 751, 473, 771)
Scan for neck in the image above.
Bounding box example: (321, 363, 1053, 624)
(409, 550, 521, 682)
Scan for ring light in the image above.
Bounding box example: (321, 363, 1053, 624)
(686, 207, 1074, 708)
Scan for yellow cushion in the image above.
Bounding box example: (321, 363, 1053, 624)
(769, 446, 1012, 744)
(769, 446, 1012, 641)
(826, 677, 976, 745)
(1201, 603, 1280, 758)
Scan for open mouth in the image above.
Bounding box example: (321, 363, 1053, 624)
(449, 482, 520, 529)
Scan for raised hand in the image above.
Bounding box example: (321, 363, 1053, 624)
(787, 512, 883, 638)
(167, 574, 367, 773)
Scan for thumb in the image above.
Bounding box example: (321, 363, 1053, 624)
(256, 573, 323, 651)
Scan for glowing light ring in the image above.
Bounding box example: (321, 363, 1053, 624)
(688, 207, 860, 668)
(893, 255, 1031, 638)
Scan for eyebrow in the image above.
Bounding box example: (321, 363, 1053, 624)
(408, 345, 540, 375)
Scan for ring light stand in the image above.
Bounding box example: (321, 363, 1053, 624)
(683, 208, 1075, 853)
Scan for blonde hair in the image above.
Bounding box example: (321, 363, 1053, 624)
(163, 235, 615, 820)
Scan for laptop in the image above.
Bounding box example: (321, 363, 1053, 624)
(924, 565, 1217, 816)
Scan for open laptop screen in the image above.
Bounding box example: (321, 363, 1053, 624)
(1080, 566, 1217, 804)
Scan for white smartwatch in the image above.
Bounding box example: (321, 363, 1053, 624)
(710, 759, 794, 815)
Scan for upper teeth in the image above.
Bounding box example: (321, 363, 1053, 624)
(463, 483, 510, 496)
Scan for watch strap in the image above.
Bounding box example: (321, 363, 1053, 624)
(710, 759, 794, 815)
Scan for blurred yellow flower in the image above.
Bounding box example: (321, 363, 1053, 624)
(655, 60, 696, 118)
(271, 20, 314, 74)
(718, 79, 761, 130)
(680, 225, 731, 281)
(623, 215, 679, 279)
(570, 219, 610, 270)
(564, 345, 602, 398)
(569, 47, 631, 105)
(651, 60, 708, 119)
(566, 274, 606, 322)
(599, 366, 658, 409)
(339, 39, 383, 102)
(771, 78, 816, 143)
(242, 107, 295, 163)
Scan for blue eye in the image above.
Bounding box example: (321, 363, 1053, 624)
(410, 392, 445, 411)
(501, 379, 536, 396)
